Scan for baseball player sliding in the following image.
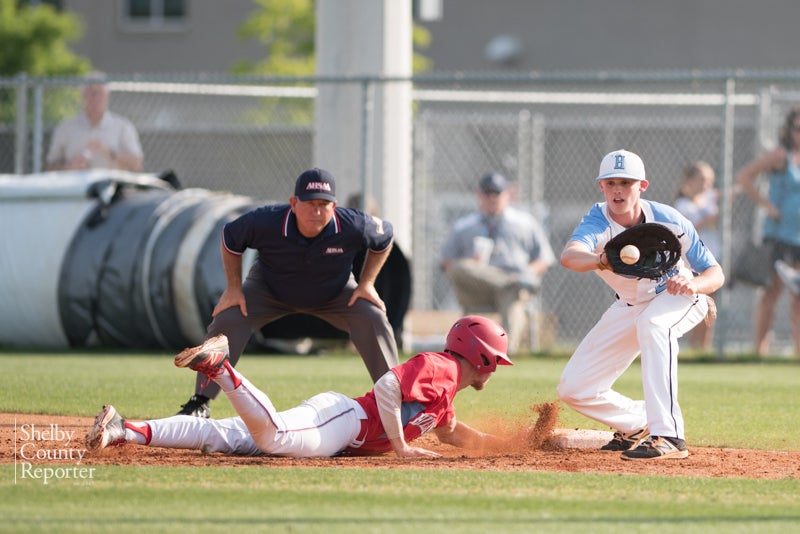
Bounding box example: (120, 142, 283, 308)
(86, 316, 513, 458)
(558, 149, 725, 460)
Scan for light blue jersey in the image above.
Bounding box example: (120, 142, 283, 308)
(569, 199, 719, 305)
(764, 151, 800, 246)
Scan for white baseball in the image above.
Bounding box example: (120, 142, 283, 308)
(620, 244, 640, 265)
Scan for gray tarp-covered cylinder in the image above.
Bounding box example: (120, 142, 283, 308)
(0, 170, 255, 349)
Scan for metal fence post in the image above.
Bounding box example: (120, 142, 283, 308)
(32, 82, 44, 173)
(14, 73, 28, 174)
(359, 78, 375, 209)
(715, 77, 736, 360)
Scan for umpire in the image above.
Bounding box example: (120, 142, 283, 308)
(176, 168, 399, 417)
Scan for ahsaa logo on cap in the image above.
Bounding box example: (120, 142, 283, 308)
(294, 168, 337, 202)
(305, 182, 332, 193)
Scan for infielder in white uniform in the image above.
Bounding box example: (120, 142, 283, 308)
(558, 149, 725, 460)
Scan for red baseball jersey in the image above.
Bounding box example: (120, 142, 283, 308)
(345, 351, 461, 455)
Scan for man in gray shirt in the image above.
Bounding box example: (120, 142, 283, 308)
(440, 172, 555, 354)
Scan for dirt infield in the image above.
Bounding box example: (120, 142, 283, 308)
(4, 411, 799, 480)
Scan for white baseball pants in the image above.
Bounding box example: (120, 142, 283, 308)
(146, 366, 367, 457)
(557, 292, 708, 439)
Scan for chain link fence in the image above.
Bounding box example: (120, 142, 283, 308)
(4, 71, 800, 355)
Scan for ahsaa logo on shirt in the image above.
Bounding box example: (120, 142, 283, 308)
(324, 247, 344, 255)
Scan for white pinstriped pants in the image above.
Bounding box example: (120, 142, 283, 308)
(557, 292, 708, 439)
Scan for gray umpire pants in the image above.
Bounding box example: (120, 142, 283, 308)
(195, 268, 399, 400)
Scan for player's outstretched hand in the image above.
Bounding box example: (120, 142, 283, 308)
(394, 445, 441, 458)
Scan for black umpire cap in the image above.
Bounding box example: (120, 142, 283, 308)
(294, 168, 337, 202)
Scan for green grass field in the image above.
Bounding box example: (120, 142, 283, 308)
(2, 349, 799, 533)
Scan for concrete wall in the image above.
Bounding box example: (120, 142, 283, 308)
(65, 0, 263, 74)
(419, 0, 800, 72)
(63, 0, 800, 75)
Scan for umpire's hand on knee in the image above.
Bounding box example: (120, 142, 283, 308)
(348, 282, 387, 312)
(213, 288, 248, 317)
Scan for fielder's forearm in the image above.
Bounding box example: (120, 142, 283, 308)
(560, 241, 605, 272)
(692, 264, 726, 295)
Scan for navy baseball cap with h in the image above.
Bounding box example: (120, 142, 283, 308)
(294, 168, 337, 202)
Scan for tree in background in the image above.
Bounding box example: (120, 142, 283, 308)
(232, 0, 432, 76)
(0, 0, 91, 126)
(0, 0, 89, 77)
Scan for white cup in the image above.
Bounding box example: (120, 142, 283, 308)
(473, 236, 494, 264)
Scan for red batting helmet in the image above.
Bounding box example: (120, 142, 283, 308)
(444, 315, 512, 373)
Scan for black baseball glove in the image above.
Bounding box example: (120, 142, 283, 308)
(603, 223, 682, 279)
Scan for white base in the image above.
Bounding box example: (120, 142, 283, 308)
(551, 429, 614, 449)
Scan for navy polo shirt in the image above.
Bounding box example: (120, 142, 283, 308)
(222, 204, 394, 308)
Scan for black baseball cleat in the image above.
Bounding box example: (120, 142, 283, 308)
(620, 436, 689, 460)
(175, 395, 211, 418)
(600, 427, 649, 451)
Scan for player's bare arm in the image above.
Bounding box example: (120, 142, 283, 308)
(434, 419, 505, 450)
(348, 243, 393, 311)
(212, 245, 247, 317)
(560, 241, 606, 273)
